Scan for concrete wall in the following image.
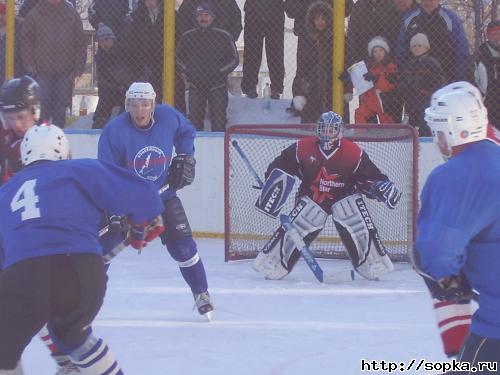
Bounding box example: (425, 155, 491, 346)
(66, 130, 443, 236)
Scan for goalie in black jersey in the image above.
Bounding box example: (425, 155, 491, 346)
(253, 111, 402, 281)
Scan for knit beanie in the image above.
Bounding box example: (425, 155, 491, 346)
(367, 36, 390, 56)
(410, 33, 430, 50)
(96, 23, 116, 41)
(196, 3, 214, 17)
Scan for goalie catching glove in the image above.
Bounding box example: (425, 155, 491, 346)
(360, 180, 401, 209)
(168, 154, 196, 190)
(126, 215, 165, 251)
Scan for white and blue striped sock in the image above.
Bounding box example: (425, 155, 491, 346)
(69, 334, 123, 375)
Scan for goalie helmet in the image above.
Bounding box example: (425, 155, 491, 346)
(0, 75, 40, 118)
(21, 125, 70, 166)
(425, 84, 488, 160)
(317, 111, 343, 152)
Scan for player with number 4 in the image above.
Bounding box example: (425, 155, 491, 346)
(0, 125, 164, 374)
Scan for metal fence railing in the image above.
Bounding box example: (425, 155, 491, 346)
(2, 0, 498, 131)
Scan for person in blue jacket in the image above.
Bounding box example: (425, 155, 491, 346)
(0, 124, 164, 374)
(98, 81, 214, 320)
(414, 82, 500, 371)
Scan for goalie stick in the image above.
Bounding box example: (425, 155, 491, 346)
(231, 140, 264, 188)
(280, 215, 355, 284)
(100, 183, 170, 263)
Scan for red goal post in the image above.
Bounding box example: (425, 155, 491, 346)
(224, 124, 419, 263)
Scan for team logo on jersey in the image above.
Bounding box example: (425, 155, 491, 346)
(133, 146, 167, 181)
(310, 167, 344, 204)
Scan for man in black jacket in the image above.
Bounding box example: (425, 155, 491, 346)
(176, 3, 239, 131)
(177, 0, 242, 41)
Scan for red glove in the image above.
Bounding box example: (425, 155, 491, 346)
(432, 298, 472, 357)
(127, 216, 165, 251)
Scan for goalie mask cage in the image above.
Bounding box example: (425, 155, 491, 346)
(224, 124, 419, 263)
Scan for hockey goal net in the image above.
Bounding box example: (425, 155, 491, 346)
(224, 124, 418, 262)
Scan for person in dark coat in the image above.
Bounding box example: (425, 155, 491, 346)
(87, 0, 130, 43)
(395, 0, 471, 83)
(177, 0, 242, 41)
(92, 23, 133, 129)
(240, 0, 284, 99)
(294, 1, 333, 124)
(176, 3, 239, 131)
(475, 20, 500, 130)
(285, 0, 352, 98)
(127, 0, 164, 102)
(21, 0, 86, 128)
(398, 33, 445, 136)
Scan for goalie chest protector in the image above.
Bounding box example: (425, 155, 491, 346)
(296, 137, 363, 209)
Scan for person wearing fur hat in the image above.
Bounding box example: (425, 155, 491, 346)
(354, 36, 398, 124)
(93, 23, 134, 129)
(475, 20, 500, 130)
(398, 32, 445, 136)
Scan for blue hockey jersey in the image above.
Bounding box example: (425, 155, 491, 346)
(0, 159, 163, 270)
(416, 140, 500, 338)
(98, 104, 196, 200)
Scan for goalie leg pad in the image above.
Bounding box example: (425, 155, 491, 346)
(253, 196, 327, 279)
(332, 194, 393, 280)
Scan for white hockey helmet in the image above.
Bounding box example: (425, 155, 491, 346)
(21, 125, 70, 166)
(430, 81, 483, 108)
(125, 82, 156, 111)
(425, 83, 488, 159)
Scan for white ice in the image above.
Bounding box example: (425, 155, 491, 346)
(23, 239, 449, 374)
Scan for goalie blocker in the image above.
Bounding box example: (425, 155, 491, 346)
(253, 194, 393, 281)
(255, 168, 296, 218)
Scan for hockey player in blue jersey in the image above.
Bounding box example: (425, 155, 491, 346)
(98, 81, 214, 320)
(0, 125, 165, 374)
(414, 82, 500, 371)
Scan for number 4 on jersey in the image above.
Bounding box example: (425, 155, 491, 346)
(10, 179, 41, 220)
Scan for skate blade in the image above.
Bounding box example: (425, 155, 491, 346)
(203, 311, 213, 322)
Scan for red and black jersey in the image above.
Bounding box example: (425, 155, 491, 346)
(0, 127, 23, 184)
(266, 137, 387, 213)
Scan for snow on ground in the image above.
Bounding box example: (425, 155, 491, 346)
(23, 239, 449, 374)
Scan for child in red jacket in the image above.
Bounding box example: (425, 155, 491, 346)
(355, 36, 398, 124)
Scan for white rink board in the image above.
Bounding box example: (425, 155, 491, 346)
(66, 130, 443, 235)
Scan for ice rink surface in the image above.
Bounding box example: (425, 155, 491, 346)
(23, 239, 450, 374)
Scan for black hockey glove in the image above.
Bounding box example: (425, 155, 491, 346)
(168, 154, 196, 190)
(424, 275, 473, 302)
(411, 248, 473, 302)
(362, 180, 401, 209)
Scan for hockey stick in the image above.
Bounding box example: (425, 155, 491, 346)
(280, 215, 355, 284)
(231, 140, 264, 188)
(100, 183, 170, 263)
